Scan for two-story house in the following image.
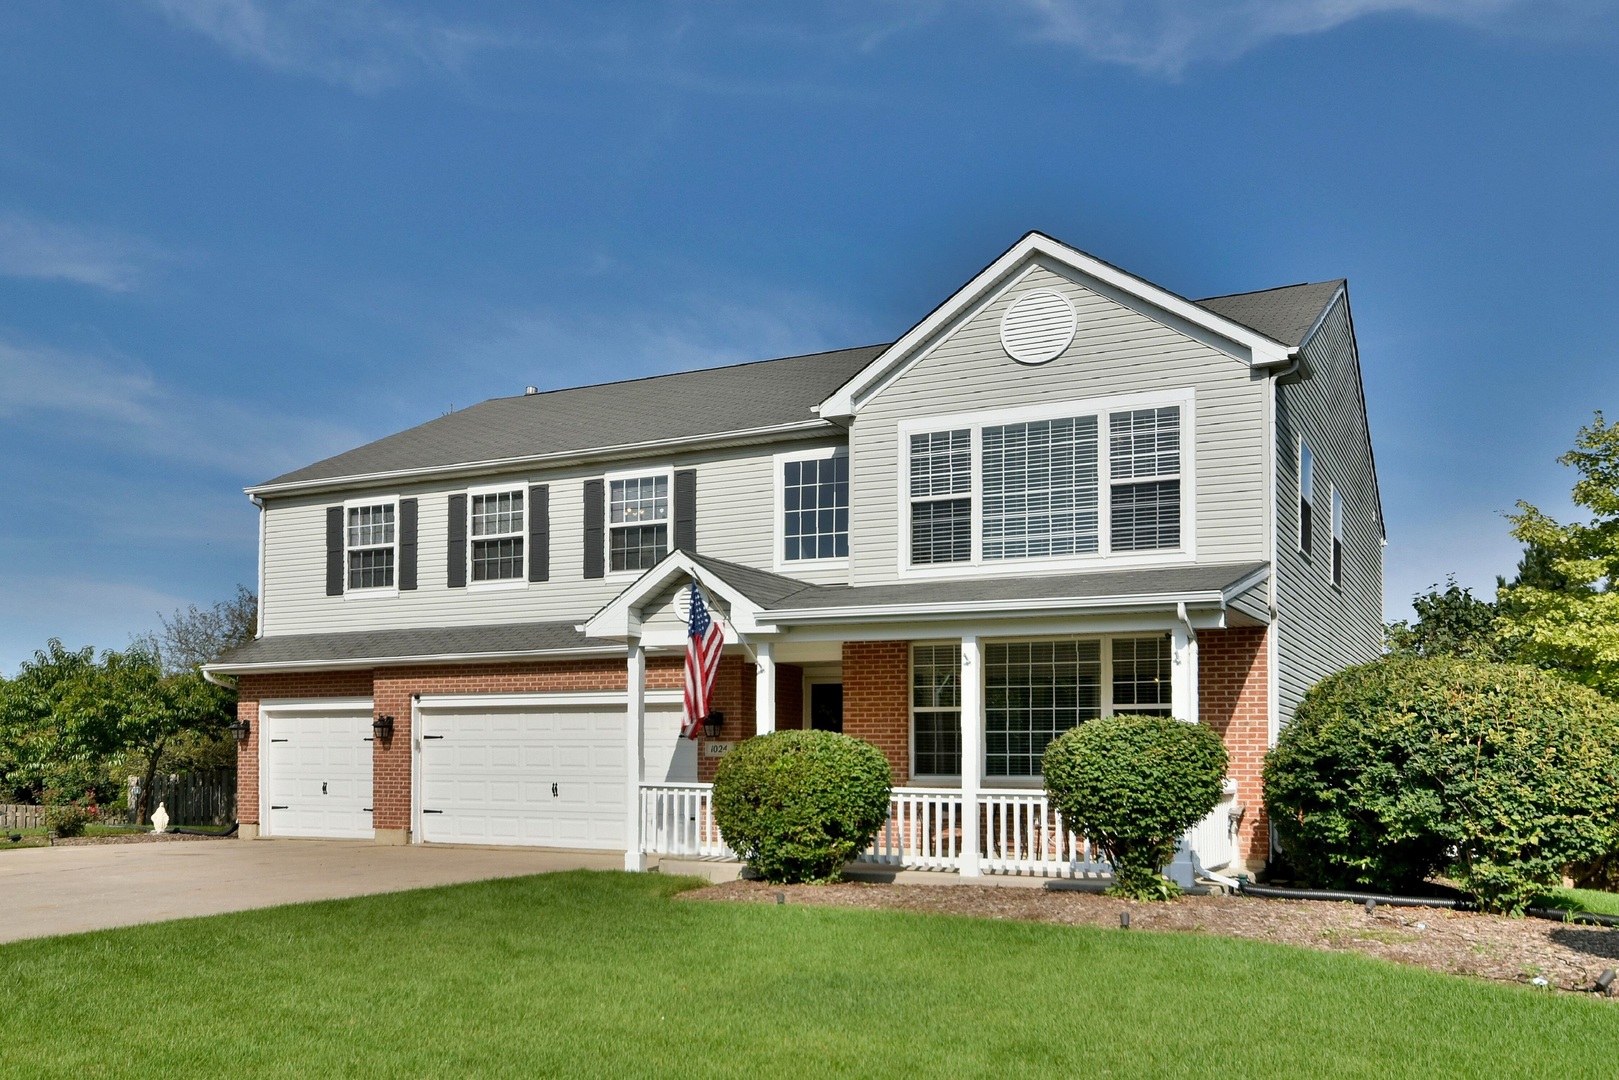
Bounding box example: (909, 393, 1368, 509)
(205, 232, 1383, 879)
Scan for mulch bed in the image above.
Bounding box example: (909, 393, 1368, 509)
(40, 832, 227, 847)
(682, 878, 1619, 994)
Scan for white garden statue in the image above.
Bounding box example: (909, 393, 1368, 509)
(150, 802, 169, 834)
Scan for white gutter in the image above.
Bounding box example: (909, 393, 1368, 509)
(245, 419, 836, 499)
(203, 668, 238, 689)
(768, 589, 1233, 624)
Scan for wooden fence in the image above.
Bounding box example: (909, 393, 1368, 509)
(129, 767, 237, 826)
(0, 804, 46, 831)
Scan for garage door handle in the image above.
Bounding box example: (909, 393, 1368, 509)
(271, 805, 288, 810)
(552, 783, 559, 797)
(423, 809, 444, 814)
(423, 735, 445, 740)
(270, 738, 289, 743)
(363, 808, 373, 813)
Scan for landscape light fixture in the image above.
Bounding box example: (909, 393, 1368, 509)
(228, 719, 250, 742)
(373, 714, 395, 740)
(702, 712, 725, 740)
(1597, 970, 1617, 996)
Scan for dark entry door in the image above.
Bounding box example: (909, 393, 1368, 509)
(809, 683, 844, 733)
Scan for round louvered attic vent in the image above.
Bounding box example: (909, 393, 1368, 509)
(999, 289, 1077, 365)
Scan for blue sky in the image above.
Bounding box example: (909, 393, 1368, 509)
(1, 1, 1616, 671)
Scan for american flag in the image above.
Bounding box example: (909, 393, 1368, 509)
(682, 581, 724, 739)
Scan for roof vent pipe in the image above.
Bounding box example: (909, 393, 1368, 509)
(524, 386, 539, 396)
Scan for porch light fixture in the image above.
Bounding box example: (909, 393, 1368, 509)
(228, 719, 250, 742)
(373, 714, 395, 740)
(701, 712, 725, 740)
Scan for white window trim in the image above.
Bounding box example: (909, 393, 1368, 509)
(1298, 436, 1314, 557)
(465, 481, 529, 592)
(773, 446, 851, 572)
(894, 388, 1197, 580)
(342, 495, 399, 599)
(907, 634, 1177, 786)
(604, 465, 675, 578)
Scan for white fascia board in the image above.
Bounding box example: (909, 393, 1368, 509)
(768, 590, 1232, 625)
(203, 646, 623, 676)
(580, 549, 774, 640)
(1219, 565, 1273, 603)
(416, 689, 683, 710)
(818, 233, 1294, 418)
(245, 419, 834, 499)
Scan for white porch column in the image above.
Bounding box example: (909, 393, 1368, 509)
(959, 635, 983, 878)
(755, 641, 776, 735)
(1171, 619, 1198, 724)
(624, 640, 647, 872)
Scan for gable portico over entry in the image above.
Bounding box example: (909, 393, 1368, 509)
(582, 551, 1273, 878)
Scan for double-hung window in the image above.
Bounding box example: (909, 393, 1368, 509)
(470, 490, 524, 582)
(982, 418, 1099, 558)
(1109, 407, 1181, 551)
(1111, 636, 1172, 716)
(782, 450, 849, 562)
(908, 430, 972, 564)
(346, 502, 395, 590)
(911, 645, 962, 777)
(1298, 440, 1314, 554)
(1331, 486, 1344, 587)
(609, 474, 669, 572)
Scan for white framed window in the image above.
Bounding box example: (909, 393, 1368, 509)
(345, 498, 397, 593)
(897, 390, 1193, 576)
(469, 487, 525, 584)
(776, 447, 849, 565)
(1331, 485, 1344, 588)
(607, 468, 671, 573)
(910, 635, 1174, 781)
(1298, 439, 1314, 555)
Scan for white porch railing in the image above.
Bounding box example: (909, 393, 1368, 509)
(638, 783, 1238, 880)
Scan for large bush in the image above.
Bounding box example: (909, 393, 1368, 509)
(1264, 657, 1619, 913)
(1042, 714, 1228, 901)
(711, 730, 892, 884)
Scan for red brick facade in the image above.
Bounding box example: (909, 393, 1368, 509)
(238, 631, 1274, 866)
(1196, 626, 1271, 867)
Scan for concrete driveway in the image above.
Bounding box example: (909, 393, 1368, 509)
(0, 838, 623, 944)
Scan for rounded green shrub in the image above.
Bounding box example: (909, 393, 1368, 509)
(1264, 657, 1619, 913)
(711, 730, 893, 884)
(43, 801, 97, 838)
(1042, 714, 1228, 901)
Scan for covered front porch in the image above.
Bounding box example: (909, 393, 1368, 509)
(588, 551, 1273, 883)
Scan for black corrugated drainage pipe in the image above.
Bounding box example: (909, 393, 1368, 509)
(1239, 882, 1619, 927)
(168, 822, 240, 837)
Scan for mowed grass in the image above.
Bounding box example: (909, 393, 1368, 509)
(1545, 887, 1619, 917)
(1, 872, 1616, 1079)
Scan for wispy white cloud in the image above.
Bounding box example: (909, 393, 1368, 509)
(146, 0, 514, 93)
(0, 336, 362, 478)
(0, 213, 164, 292)
(1011, 0, 1605, 75)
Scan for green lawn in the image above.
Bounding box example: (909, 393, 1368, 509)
(1543, 886, 1619, 917)
(1, 872, 1615, 1078)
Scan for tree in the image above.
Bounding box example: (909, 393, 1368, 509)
(1385, 575, 1503, 660)
(0, 641, 115, 806)
(1497, 414, 1619, 697)
(131, 587, 257, 776)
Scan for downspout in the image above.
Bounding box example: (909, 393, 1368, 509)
(203, 668, 238, 690)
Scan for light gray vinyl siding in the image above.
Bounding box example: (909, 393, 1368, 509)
(848, 260, 1270, 586)
(1274, 292, 1384, 723)
(260, 439, 847, 637)
(1228, 581, 1270, 626)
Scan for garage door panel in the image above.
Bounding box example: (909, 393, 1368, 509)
(419, 703, 631, 850)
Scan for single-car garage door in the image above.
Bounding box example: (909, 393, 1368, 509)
(417, 696, 681, 849)
(260, 701, 374, 840)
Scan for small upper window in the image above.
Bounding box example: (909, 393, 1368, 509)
(1331, 486, 1344, 587)
(1298, 441, 1314, 554)
(1109, 407, 1181, 552)
(471, 490, 524, 582)
(1112, 636, 1172, 716)
(909, 430, 972, 564)
(610, 474, 668, 572)
(346, 503, 395, 590)
(783, 453, 849, 561)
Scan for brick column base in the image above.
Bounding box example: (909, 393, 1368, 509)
(1198, 626, 1271, 871)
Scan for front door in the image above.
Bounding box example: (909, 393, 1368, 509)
(809, 683, 844, 734)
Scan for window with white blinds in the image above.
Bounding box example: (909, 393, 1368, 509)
(911, 644, 962, 777)
(909, 430, 972, 564)
(982, 417, 1099, 559)
(905, 398, 1185, 569)
(1109, 407, 1181, 552)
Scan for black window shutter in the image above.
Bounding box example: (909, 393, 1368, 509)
(325, 506, 345, 596)
(674, 469, 697, 553)
(528, 485, 550, 583)
(582, 479, 605, 579)
(447, 493, 468, 588)
(398, 498, 419, 591)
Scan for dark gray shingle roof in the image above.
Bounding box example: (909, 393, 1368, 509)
(210, 621, 613, 670)
(1195, 281, 1344, 347)
(258, 344, 887, 489)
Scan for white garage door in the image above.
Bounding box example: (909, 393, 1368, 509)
(261, 704, 374, 840)
(417, 699, 682, 849)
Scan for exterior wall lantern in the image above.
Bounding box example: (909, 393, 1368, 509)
(228, 719, 250, 742)
(373, 714, 395, 740)
(701, 712, 725, 740)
